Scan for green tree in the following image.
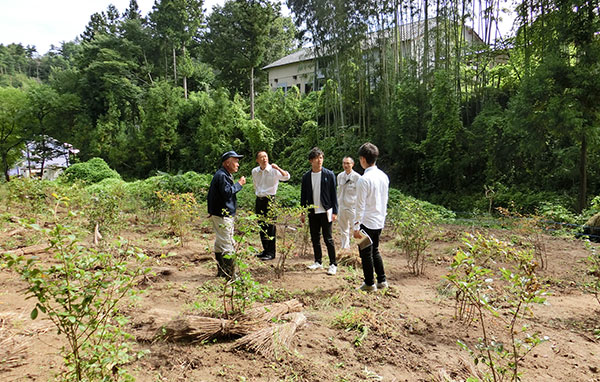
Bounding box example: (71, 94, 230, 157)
(149, 0, 205, 98)
(140, 80, 183, 173)
(0, 87, 27, 181)
(203, 0, 295, 118)
(420, 70, 464, 191)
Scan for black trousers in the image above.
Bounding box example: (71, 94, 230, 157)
(308, 212, 336, 266)
(358, 225, 386, 286)
(255, 196, 276, 257)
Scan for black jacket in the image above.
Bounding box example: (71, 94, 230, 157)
(300, 167, 338, 215)
(207, 167, 242, 217)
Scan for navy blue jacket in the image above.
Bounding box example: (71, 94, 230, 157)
(300, 167, 338, 215)
(207, 167, 243, 217)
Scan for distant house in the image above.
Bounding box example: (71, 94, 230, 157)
(263, 19, 486, 94)
(9, 137, 79, 180)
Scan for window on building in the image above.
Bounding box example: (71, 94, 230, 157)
(304, 83, 313, 94)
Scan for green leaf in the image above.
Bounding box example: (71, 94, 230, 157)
(30, 307, 38, 320)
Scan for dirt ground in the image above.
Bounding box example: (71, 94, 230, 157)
(1, 217, 600, 382)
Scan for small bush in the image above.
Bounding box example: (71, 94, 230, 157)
(85, 179, 128, 238)
(61, 158, 121, 184)
(388, 188, 455, 220)
(5, 178, 57, 212)
(125, 171, 211, 212)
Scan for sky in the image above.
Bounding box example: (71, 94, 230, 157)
(0, 0, 226, 55)
(0, 0, 513, 56)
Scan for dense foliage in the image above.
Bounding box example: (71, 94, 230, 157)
(1, 0, 599, 214)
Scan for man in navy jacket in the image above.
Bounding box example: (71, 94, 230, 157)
(300, 147, 339, 275)
(207, 150, 246, 279)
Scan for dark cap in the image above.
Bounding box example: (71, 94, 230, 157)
(221, 150, 243, 162)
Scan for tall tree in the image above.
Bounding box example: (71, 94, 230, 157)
(149, 0, 205, 98)
(203, 0, 294, 118)
(0, 87, 27, 181)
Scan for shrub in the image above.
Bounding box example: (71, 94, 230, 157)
(5, 177, 54, 211)
(389, 199, 439, 275)
(446, 232, 548, 382)
(85, 179, 128, 240)
(61, 158, 121, 184)
(388, 188, 455, 220)
(155, 190, 198, 246)
(125, 171, 211, 212)
(3, 197, 149, 381)
(536, 201, 577, 225)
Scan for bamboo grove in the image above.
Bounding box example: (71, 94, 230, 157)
(1, 0, 599, 213)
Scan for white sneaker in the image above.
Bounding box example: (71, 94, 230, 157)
(376, 281, 389, 289)
(327, 264, 337, 275)
(307, 262, 323, 270)
(357, 283, 377, 292)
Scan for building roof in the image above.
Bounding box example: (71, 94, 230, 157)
(263, 48, 315, 70)
(263, 18, 485, 70)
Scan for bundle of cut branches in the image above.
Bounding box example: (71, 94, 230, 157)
(146, 299, 304, 344)
(233, 312, 307, 359)
(240, 299, 303, 323)
(337, 250, 361, 268)
(157, 316, 257, 343)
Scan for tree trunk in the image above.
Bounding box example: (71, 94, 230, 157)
(250, 66, 255, 120)
(183, 45, 188, 99)
(334, 52, 345, 127)
(2, 153, 9, 182)
(172, 46, 177, 84)
(578, 133, 588, 213)
(423, 0, 429, 81)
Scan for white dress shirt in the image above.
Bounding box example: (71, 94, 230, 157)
(354, 165, 389, 230)
(252, 164, 290, 197)
(337, 170, 361, 211)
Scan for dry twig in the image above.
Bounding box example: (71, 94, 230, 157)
(233, 312, 307, 359)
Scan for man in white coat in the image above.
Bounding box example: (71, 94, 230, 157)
(337, 157, 361, 249)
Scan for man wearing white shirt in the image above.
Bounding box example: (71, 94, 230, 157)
(337, 157, 361, 249)
(300, 147, 339, 275)
(353, 143, 389, 292)
(252, 151, 290, 261)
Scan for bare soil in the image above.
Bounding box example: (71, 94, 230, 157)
(1, 217, 600, 382)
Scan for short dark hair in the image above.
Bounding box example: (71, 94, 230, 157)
(358, 142, 379, 165)
(308, 147, 324, 160)
(256, 150, 268, 159)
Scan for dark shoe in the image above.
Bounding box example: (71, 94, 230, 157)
(222, 255, 236, 280)
(258, 253, 275, 261)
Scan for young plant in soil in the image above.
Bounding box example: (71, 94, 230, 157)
(446, 232, 548, 382)
(584, 239, 600, 306)
(222, 211, 265, 317)
(155, 190, 198, 246)
(497, 207, 548, 270)
(265, 202, 305, 278)
(2, 195, 150, 381)
(389, 200, 437, 276)
(332, 307, 374, 347)
(86, 184, 127, 246)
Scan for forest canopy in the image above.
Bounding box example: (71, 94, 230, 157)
(1, 0, 599, 213)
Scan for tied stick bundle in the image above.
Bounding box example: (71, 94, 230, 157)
(337, 250, 361, 268)
(240, 299, 303, 323)
(233, 312, 307, 359)
(157, 316, 257, 343)
(154, 299, 303, 343)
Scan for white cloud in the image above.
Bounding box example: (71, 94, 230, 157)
(0, 0, 225, 55)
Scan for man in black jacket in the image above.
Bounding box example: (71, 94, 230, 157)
(300, 147, 339, 275)
(207, 150, 246, 279)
